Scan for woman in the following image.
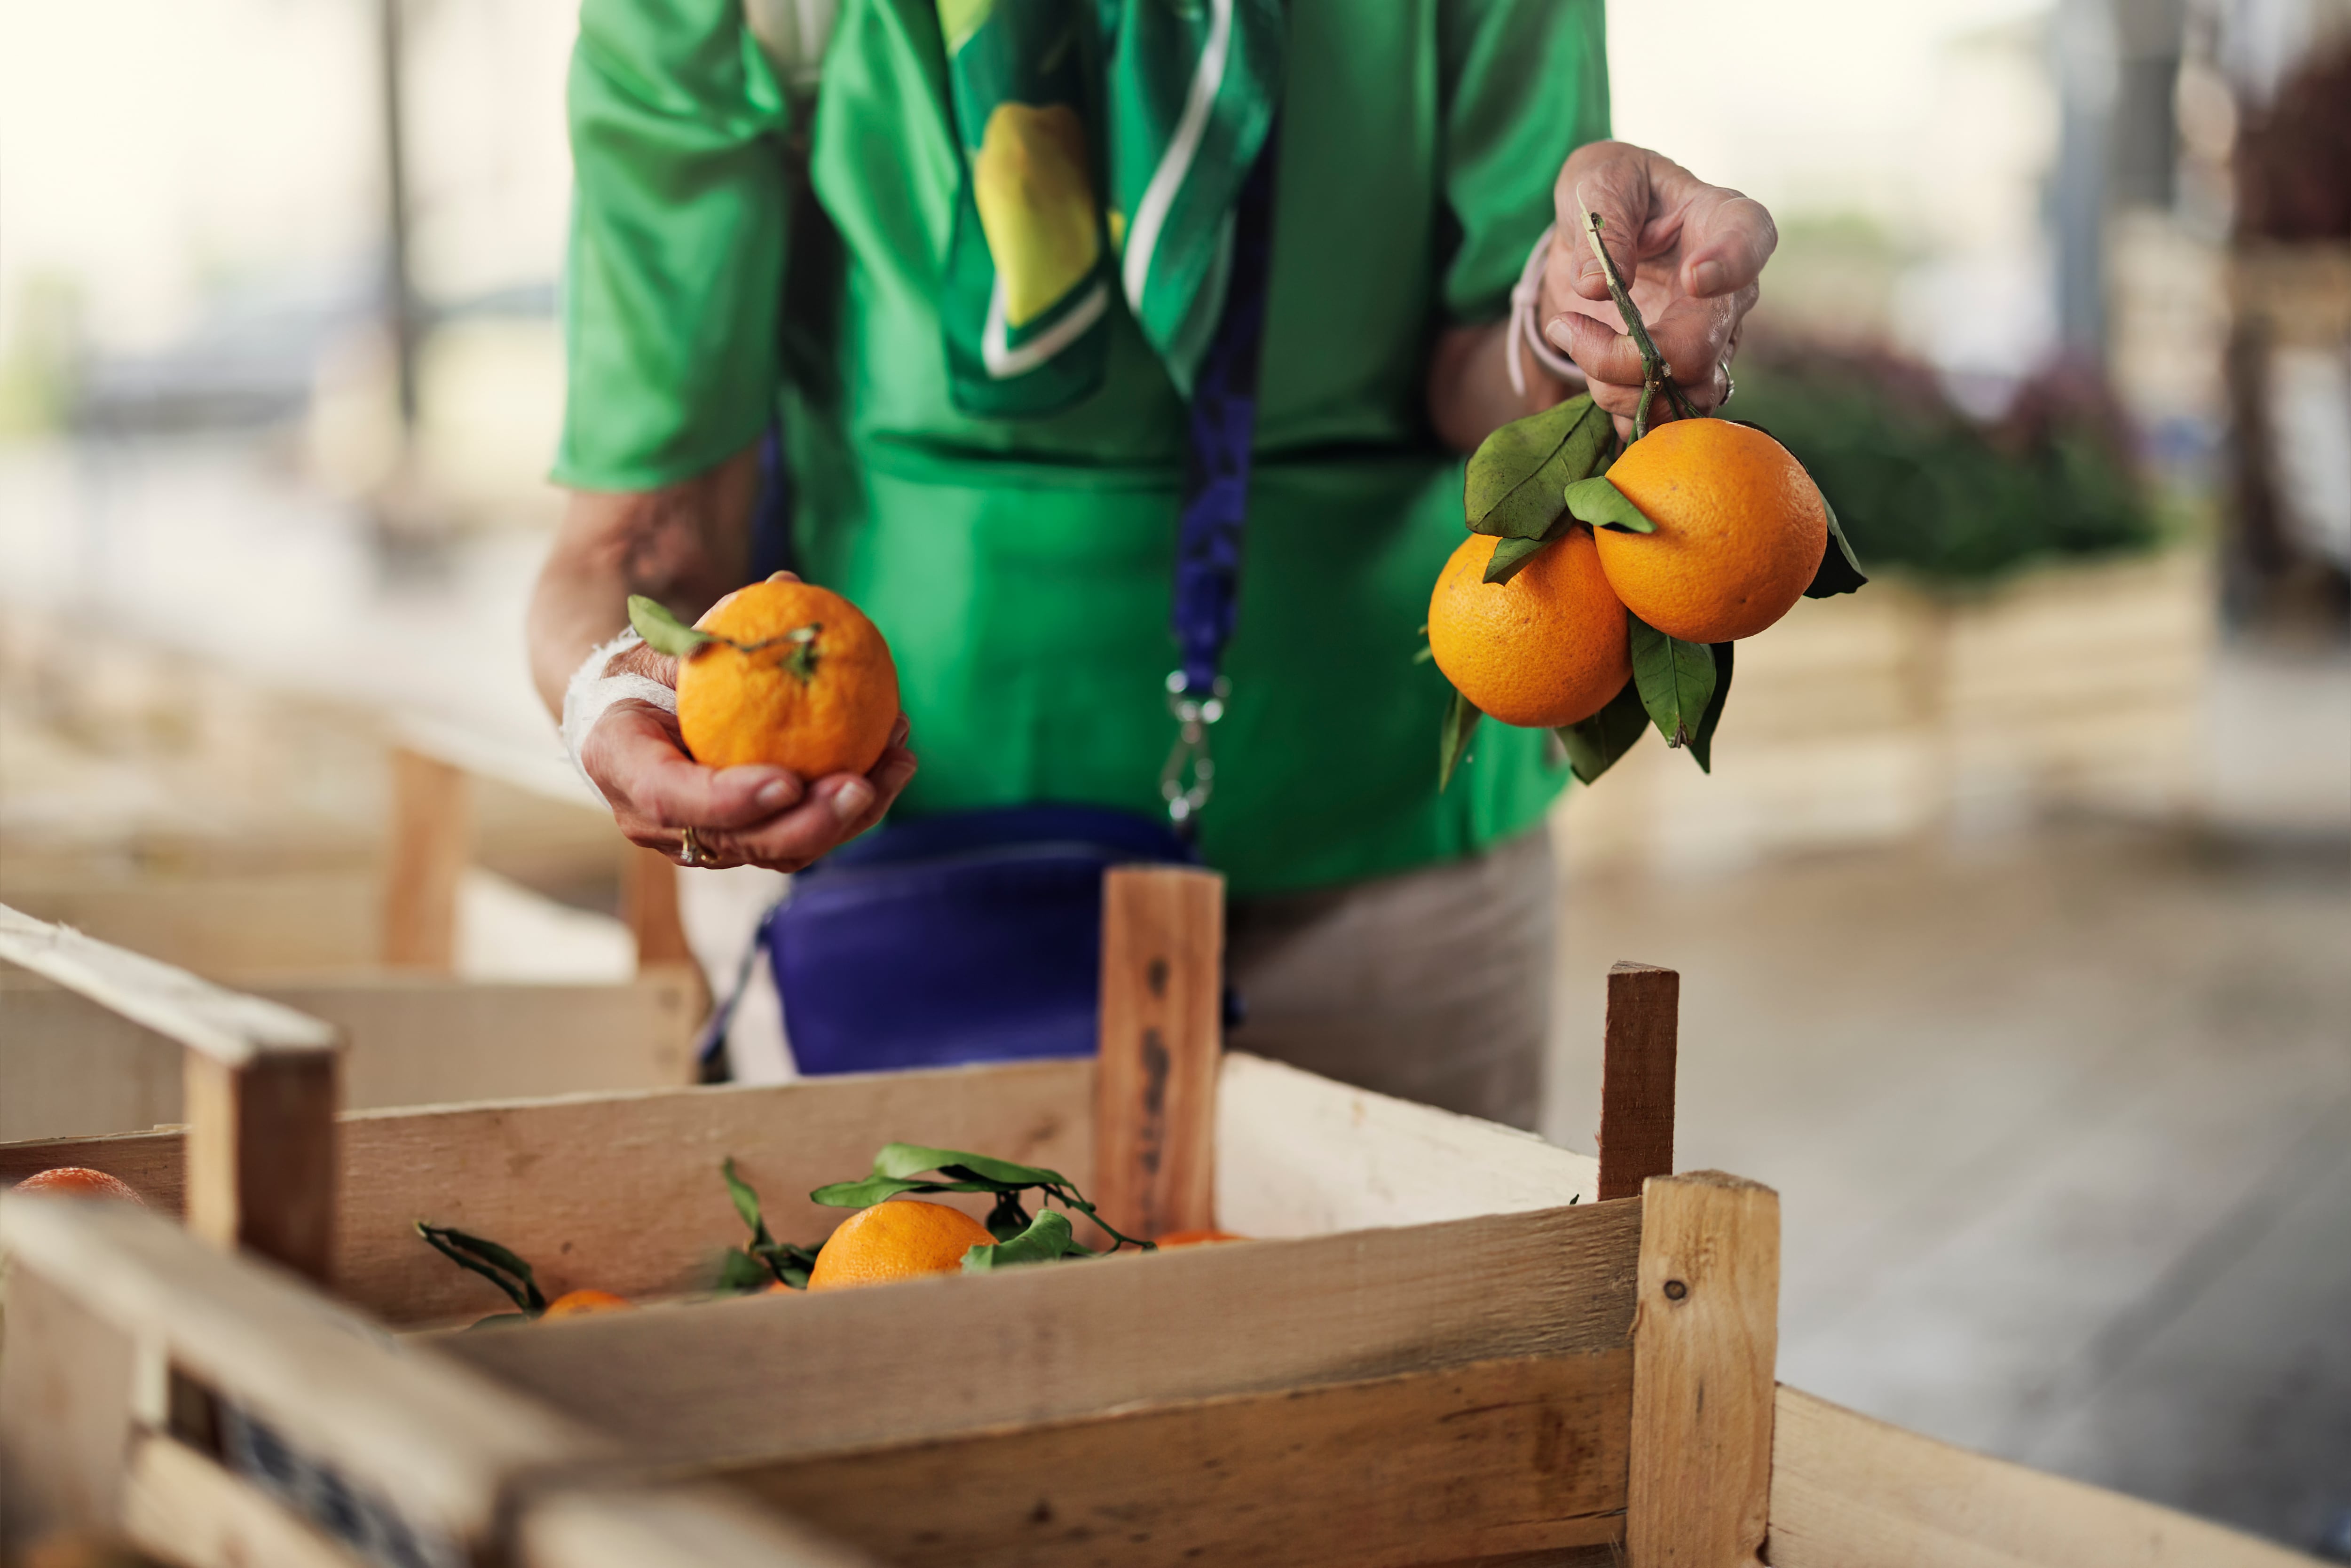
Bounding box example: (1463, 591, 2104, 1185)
(528, 0, 1774, 1126)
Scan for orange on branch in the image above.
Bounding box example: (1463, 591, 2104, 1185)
(1153, 1229, 1247, 1247)
(1428, 529, 1632, 728)
(805, 1199, 996, 1292)
(676, 579, 900, 778)
(541, 1289, 632, 1318)
(1592, 418, 1826, 643)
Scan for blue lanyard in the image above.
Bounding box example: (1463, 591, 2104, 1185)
(1161, 132, 1278, 830)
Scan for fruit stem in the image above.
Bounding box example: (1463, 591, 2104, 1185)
(1575, 193, 1700, 433)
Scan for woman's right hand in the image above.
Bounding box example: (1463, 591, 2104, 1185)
(580, 641, 917, 872)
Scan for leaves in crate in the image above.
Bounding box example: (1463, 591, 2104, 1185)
(1688, 641, 1734, 773)
(717, 1248, 777, 1294)
(1628, 616, 1718, 752)
(1437, 685, 1482, 793)
(1465, 395, 1609, 539)
(871, 1143, 1077, 1190)
(719, 1158, 821, 1290)
(1555, 678, 1651, 786)
(961, 1211, 1093, 1273)
(811, 1144, 1153, 1253)
(1561, 475, 1654, 534)
(984, 1189, 1035, 1242)
(415, 1222, 547, 1315)
(627, 594, 715, 657)
(1804, 494, 1868, 598)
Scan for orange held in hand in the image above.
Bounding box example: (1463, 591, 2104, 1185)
(1593, 419, 1826, 644)
(13, 1167, 143, 1204)
(676, 578, 901, 778)
(806, 1199, 996, 1292)
(1428, 528, 1632, 728)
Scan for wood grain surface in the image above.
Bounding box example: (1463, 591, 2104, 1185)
(1626, 1170, 1780, 1568)
(439, 1198, 1642, 1468)
(1093, 866, 1223, 1239)
(0, 1196, 604, 1550)
(1766, 1385, 2322, 1568)
(1598, 961, 1678, 1201)
(1215, 1052, 1599, 1237)
(185, 1048, 339, 1284)
(731, 1351, 1633, 1568)
(382, 747, 470, 971)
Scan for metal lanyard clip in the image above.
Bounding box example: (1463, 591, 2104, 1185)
(1159, 670, 1230, 828)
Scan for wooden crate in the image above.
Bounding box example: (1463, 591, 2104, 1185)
(0, 890, 2314, 1568)
(0, 965, 701, 1143)
(1557, 548, 2215, 875)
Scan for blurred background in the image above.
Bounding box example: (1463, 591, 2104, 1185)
(1, 0, 2346, 1553)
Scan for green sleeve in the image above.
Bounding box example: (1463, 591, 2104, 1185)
(554, 0, 791, 491)
(1437, 0, 1610, 324)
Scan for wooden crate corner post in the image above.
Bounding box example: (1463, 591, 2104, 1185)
(1599, 960, 1679, 1202)
(383, 743, 471, 969)
(1093, 865, 1223, 1240)
(1626, 1169, 1781, 1568)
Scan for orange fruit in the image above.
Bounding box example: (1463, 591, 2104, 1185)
(541, 1288, 632, 1318)
(675, 578, 900, 777)
(1591, 418, 1826, 643)
(1428, 528, 1632, 728)
(13, 1167, 143, 1204)
(805, 1200, 995, 1292)
(1154, 1229, 1246, 1247)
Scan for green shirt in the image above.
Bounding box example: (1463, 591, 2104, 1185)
(559, 0, 1609, 896)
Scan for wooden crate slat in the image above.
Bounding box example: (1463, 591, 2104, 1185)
(0, 902, 338, 1068)
(185, 1048, 340, 1284)
(120, 1434, 372, 1568)
(0, 970, 703, 1146)
(517, 1484, 881, 1568)
(1766, 1386, 2319, 1568)
(0, 1197, 600, 1549)
(1597, 963, 1678, 1202)
(0, 1126, 186, 1208)
(0, 1262, 140, 1549)
(1215, 1053, 1598, 1236)
(0, 1059, 1097, 1322)
(1093, 866, 1222, 1238)
(1626, 1171, 1780, 1568)
(333, 1059, 1095, 1323)
(727, 1349, 1632, 1568)
(437, 1198, 1642, 1467)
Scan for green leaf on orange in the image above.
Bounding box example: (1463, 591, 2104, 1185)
(1555, 678, 1650, 785)
(1437, 685, 1482, 792)
(1804, 493, 1868, 598)
(1562, 474, 1655, 534)
(1628, 616, 1718, 752)
(1465, 394, 1609, 540)
(628, 594, 715, 657)
(1483, 528, 1562, 584)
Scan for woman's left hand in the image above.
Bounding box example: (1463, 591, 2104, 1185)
(1541, 141, 1778, 436)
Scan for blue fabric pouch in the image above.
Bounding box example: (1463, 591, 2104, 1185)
(757, 804, 1194, 1074)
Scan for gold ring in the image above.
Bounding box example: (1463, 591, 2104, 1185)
(679, 826, 709, 867)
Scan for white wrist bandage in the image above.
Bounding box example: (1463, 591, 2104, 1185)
(1508, 222, 1588, 400)
(560, 630, 678, 805)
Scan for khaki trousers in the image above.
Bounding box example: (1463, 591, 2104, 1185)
(1224, 829, 1554, 1130)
